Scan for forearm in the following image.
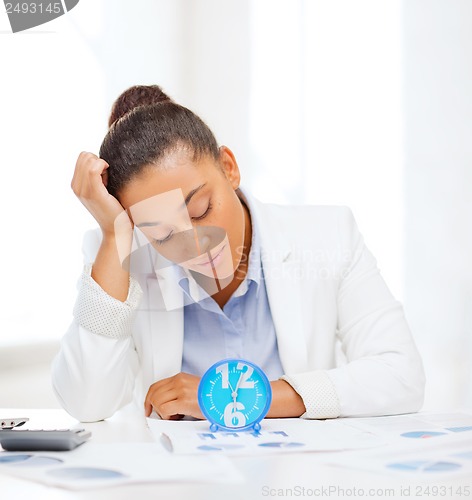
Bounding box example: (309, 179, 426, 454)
(266, 379, 306, 418)
(91, 230, 132, 302)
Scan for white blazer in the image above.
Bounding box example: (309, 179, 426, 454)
(52, 193, 425, 422)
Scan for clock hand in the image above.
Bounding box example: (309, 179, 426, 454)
(235, 373, 244, 393)
(227, 380, 238, 409)
(229, 373, 245, 410)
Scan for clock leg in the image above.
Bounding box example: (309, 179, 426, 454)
(253, 423, 261, 433)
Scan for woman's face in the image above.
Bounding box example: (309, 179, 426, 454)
(118, 146, 247, 283)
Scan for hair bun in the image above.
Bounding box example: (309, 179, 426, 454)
(108, 85, 172, 128)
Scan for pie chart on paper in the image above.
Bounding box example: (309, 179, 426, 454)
(400, 431, 447, 439)
(258, 442, 305, 449)
(387, 460, 462, 473)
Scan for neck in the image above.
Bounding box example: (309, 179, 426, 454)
(233, 197, 252, 283)
(192, 196, 252, 309)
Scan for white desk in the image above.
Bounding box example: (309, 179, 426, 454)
(1, 406, 471, 500)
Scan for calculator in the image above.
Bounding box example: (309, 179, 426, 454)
(0, 428, 91, 451)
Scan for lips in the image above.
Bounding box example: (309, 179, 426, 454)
(195, 244, 227, 268)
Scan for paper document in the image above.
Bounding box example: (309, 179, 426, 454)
(146, 417, 387, 455)
(0, 442, 242, 490)
(339, 411, 472, 440)
(329, 431, 472, 479)
(325, 411, 472, 478)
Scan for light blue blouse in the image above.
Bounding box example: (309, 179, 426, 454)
(179, 197, 284, 381)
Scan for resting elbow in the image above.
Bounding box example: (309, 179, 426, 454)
(394, 355, 426, 415)
(51, 378, 119, 423)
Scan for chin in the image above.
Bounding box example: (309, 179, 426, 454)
(184, 246, 236, 280)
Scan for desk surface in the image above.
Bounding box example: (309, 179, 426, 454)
(1, 406, 471, 500)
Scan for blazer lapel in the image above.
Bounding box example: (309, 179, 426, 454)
(247, 194, 309, 374)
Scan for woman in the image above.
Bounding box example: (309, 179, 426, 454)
(52, 85, 425, 422)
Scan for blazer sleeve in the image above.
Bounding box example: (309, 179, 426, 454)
(282, 207, 426, 419)
(51, 229, 143, 422)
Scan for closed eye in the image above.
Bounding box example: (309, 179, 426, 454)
(152, 202, 212, 244)
(191, 202, 212, 221)
(153, 230, 174, 245)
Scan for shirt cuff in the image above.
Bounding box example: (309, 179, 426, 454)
(73, 264, 143, 340)
(280, 370, 341, 419)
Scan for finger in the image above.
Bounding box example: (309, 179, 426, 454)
(145, 386, 178, 417)
(148, 386, 179, 409)
(159, 397, 204, 420)
(146, 376, 177, 395)
(144, 373, 200, 418)
(87, 158, 109, 179)
(169, 414, 185, 421)
(157, 390, 204, 420)
(71, 152, 95, 190)
(157, 400, 185, 420)
(144, 400, 153, 417)
(101, 168, 109, 187)
(83, 160, 111, 198)
(147, 375, 179, 395)
(72, 154, 109, 196)
(144, 376, 178, 417)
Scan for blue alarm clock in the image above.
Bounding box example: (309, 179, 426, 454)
(197, 358, 272, 432)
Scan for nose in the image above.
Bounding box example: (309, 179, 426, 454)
(196, 233, 211, 254)
(192, 226, 227, 255)
(153, 225, 227, 265)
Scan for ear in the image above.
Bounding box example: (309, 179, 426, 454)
(218, 146, 240, 190)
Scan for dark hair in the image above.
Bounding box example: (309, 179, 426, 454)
(100, 85, 220, 198)
(108, 84, 171, 127)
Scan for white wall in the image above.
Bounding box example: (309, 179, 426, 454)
(402, 0, 472, 410)
(0, 342, 60, 408)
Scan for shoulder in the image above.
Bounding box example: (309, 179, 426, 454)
(244, 193, 363, 259)
(251, 196, 357, 235)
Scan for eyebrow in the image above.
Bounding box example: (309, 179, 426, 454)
(136, 183, 207, 228)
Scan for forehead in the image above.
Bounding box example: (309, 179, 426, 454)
(119, 152, 219, 210)
(128, 188, 187, 227)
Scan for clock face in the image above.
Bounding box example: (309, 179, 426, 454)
(197, 359, 272, 431)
